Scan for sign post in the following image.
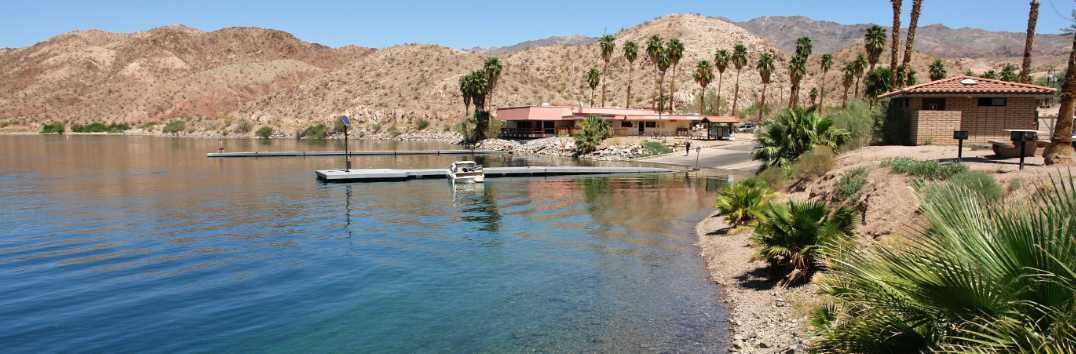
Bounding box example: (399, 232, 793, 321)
(953, 130, 968, 161)
(341, 115, 351, 171)
(694, 147, 702, 170)
(1009, 130, 1038, 170)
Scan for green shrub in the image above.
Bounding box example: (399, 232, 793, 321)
(641, 141, 673, 155)
(415, 119, 430, 131)
(947, 171, 1003, 202)
(233, 119, 253, 134)
(299, 124, 329, 140)
(813, 173, 1076, 352)
(255, 126, 273, 139)
(333, 118, 348, 134)
(833, 167, 869, 202)
(756, 165, 791, 190)
(826, 100, 879, 150)
(71, 122, 129, 133)
(714, 178, 772, 227)
(753, 200, 855, 282)
(881, 157, 967, 180)
(39, 122, 64, 134)
(162, 120, 186, 135)
(573, 115, 610, 155)
(790, 147, 836, 181)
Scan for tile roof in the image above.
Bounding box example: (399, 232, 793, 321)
(879, 75, 1056, 98)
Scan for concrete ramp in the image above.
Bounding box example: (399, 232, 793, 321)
(315, 166, 676, 182)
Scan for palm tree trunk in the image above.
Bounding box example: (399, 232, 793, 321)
(789, 82, 798, 109)
(856, 75, 864, 97)
(732, 70, 742, 116)
(759, 83, 768, 121)
(1044, 30, 1076, 165)
(601, 62, 608, 107)
(626, 63, 633, 108)
(842, 86, 849, 108)
(1021, 0, 1040, 83)
(669, 64, 678, 112)
(699, 85, 707, 115)
(819, 75, 827, 113)
(890, 0, 903, 87)
(715, 72, 724, 115)
(590, 88, 595, 107)
(658, 72, 666, 114)
(901, 0, 923, 88)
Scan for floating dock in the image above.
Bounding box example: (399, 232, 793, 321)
(315, 166, 676, 182)
(207, 150, 495, 158)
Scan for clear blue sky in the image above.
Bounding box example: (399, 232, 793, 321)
(2, 0, 1072, 49)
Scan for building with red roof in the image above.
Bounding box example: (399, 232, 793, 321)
(880, 76, 1056, 145)
(495, 105, 739, 139)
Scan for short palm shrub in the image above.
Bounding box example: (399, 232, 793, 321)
(833, 167, 869, 202)
(162, 120, 186, 135)
(714, 178, 771, 227)
(813, 174, 1076, 353)
(573, 116, 610, 155)
(39, 122, 64, 134)
(752, 200, 855, 281)
(882, 157, 967, 180)
(641, 141, 672, 155)
(255, 126, 273, 139)
(753, 108, 850, 169)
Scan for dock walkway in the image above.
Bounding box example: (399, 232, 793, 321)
(208, 150, 495, 158)
(315, 166, 676, 182)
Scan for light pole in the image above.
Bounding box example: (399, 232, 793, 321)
(341, 115, 351, 171)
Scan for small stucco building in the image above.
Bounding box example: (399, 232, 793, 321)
(879, 76, 1056, 145)
(495, 105, 739, 139)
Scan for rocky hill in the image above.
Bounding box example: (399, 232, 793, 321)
(469, 35, 596, 55)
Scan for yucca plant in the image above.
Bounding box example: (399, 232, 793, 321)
(752, 200, 855, 282)
(813, 173, 1076, 353)
(714, 178, 771, 227)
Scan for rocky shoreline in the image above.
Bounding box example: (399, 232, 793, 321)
(696, 213, 811, 354)
(477, 137, 668, 161)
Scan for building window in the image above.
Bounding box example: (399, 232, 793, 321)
(621, 121, 633, 128)
(977, 97, 1007, 107)
(921, 98, 946, 110)
(645, 121, 657, 128)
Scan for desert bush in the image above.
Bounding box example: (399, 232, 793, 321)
(790, 147, 836, 181)
(415, 119, 430, 131)
(812, 173, 1076, 352)
(255, 126, 273, 139)
(753, 108, 850, 169)
(39, 122, 64, 134)
(943, 171, 1003, 202)
(753, 200, 855, 282)
(71, 122, 130, 133)
(299, 124, 329, 140)
(826, 100, 879, 150)
(233, 119, 253, 134)
(714, 178, 771, 227)
(882, 157, 967, 180)
(162, 120, 186, 135)
(333, 118, 348, 134)
(573, 116, 610, 155)
(833, 167, 869, 202)
(756, 165, 791, 190)
(641, 141, 672, 155)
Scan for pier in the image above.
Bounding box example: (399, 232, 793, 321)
(315, 166, 676, 182)
(208, 150, 496, 158)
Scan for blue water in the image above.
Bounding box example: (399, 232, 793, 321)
(0, 136, 728, 353)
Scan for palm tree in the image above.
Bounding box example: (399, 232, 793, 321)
(693, 60, 714, 115)
(864, 25, 887, 75)
(666, 39, 685, 111)
(814, 174, 1076, 352)
(623, 40, 639, 108)
(754, 200, 855, 282)
(788, 37, 813, 109)
(929, 59, 947, 80)
(756, 52, 776, 121)
(753, 108, 850, 168)
(841, 64, 855, 107)
(586, 68, 601, 106)
(1044, 30, 1076, 165)
(1021, 0, 1040, 83)
(598, 35, 616, 107)
(646, 35, 665, 112)
(818, 54, 833, 112)
(900, 0, 923, 88)
(483, 57, 503, 111)
(714, 49, 730, 115)
(459, 75, 472, 118)
(852, 53, 868, 97)
(889, 0, 903, 86)
(730, 44, 749, 116)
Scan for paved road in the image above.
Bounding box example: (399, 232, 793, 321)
(640, 140, 760, 171)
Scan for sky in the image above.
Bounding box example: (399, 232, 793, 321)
(1, 0, 1072, 49)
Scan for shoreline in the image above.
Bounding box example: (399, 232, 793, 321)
(695, 213, 811, 354)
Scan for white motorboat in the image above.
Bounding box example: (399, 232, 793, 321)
(449, 161, 485, 183)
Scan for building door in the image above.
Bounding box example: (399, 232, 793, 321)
(637, 122, 644, 136)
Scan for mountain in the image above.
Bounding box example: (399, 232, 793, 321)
(470, 35, 596, 55)
(735, 16, 1069, 61)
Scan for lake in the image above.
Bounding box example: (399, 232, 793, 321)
(0, 135, 728, 353)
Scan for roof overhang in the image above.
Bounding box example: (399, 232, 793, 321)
(880, 93, 1055, 99)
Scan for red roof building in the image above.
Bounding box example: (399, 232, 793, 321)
(495, 105, 739, 139)
(879, 76, 1056, 145)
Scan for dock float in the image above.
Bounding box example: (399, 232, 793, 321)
(315, 166, 676, 182)
(207, 150, 495, 158)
